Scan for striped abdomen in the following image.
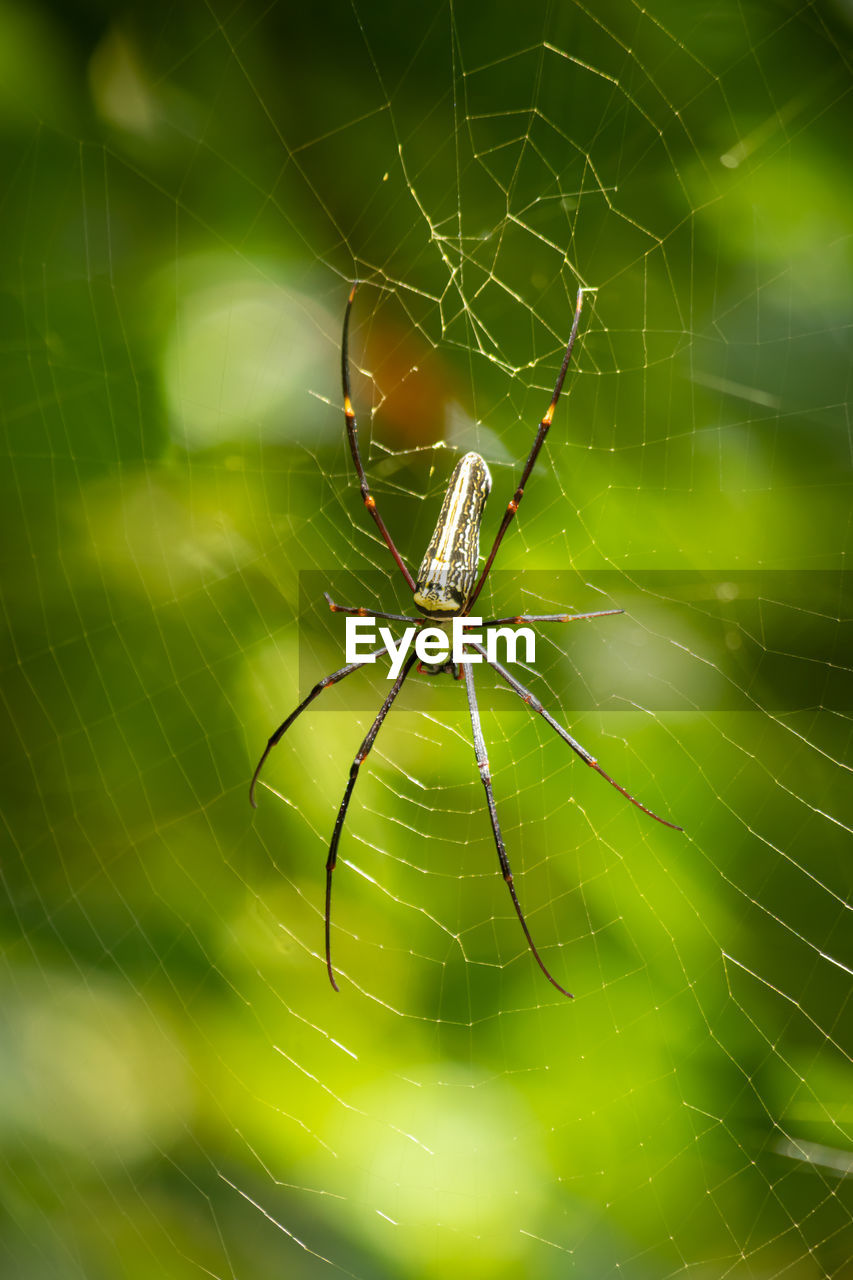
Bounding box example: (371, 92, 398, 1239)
(413, 452, 492, 616)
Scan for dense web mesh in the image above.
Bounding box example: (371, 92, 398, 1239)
(1, 1, 851, 1277)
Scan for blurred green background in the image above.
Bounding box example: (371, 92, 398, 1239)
(1, 1, 852, 1276)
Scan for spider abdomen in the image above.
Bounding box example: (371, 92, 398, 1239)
(413, 452, 492, 616)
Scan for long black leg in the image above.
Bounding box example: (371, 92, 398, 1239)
(462, 662, 573, 998)
(466, 285, 587, 612)
(325, 650, 418, 991)
(482, 609, 623, 627)
(342, 284, 416, 593)
(324, 592, 421, 624)
(469, 642, 682, 830)
(249, 646, 388, 807)
(324, 599, 620, 628)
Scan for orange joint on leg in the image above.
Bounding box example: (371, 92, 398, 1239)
(364, 495, 376, 509)
(542, 403, 555, 425)
(344, 395, 354, 416)
(507, 499, 518, 513)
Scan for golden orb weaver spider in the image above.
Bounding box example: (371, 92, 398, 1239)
(251, 283, 682, 997)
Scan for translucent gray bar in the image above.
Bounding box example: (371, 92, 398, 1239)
(291, 570, 851, 714)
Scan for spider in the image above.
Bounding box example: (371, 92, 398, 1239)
(251, 282, 682, 998)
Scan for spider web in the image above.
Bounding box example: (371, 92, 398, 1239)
(2, 1, 852, 1277)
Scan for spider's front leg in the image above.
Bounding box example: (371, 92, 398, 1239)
(342, 284, 416, 593)
(462, 662, 573, 999)
(466, 285, 587, 613)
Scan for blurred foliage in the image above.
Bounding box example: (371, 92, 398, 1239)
(1, 1, 852, 1277)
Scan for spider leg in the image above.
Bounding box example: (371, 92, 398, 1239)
(342, 284, 416, 593)
(249, 645, 388, 807)
(470, 643, 683, 830)
(324, 592, 421, 624)
(466, 285, 587, 612)
(325, 650, 418, 991)
(462, 662, 573, 999)
(483, 609, 624, 627)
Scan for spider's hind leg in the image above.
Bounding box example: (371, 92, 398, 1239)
(249, 644, 388, 807)
(461, 662, 573, 998)
(470, 642, 683, 831)
(323, 650, 418, 991)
